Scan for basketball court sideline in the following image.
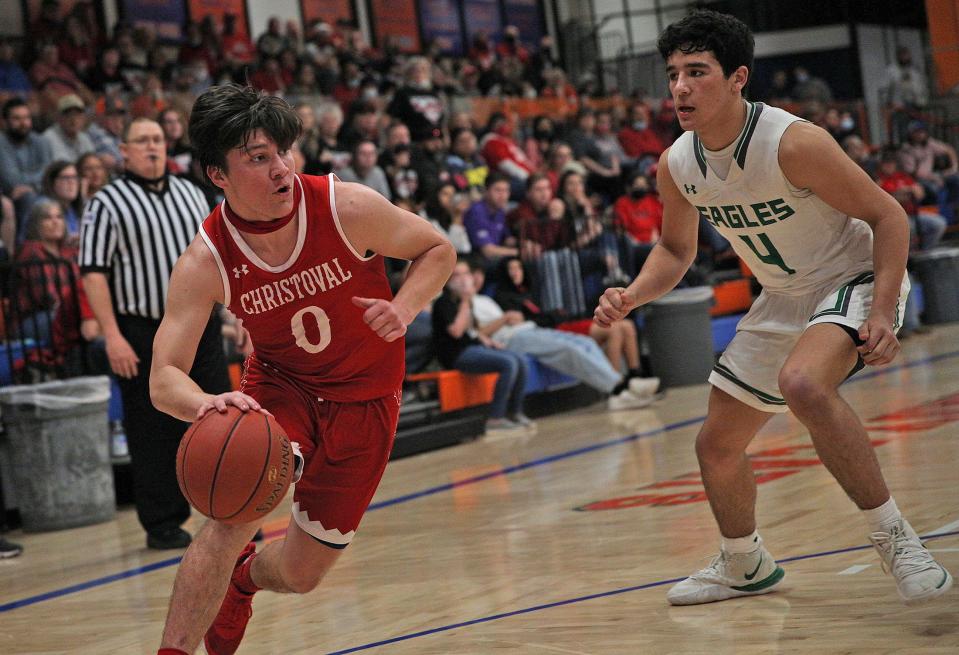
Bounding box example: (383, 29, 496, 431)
(1, 326, 958, 654)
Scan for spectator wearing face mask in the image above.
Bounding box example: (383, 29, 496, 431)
(524, 115, 555, 170)
(614, 172, 662, 275)
(820, 107, 857, 143)
(619, 103, 664, 175)
(791, 66, 833, 104)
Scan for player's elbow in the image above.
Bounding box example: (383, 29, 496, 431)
(436, 238, 457, 270)
(148, 364, 167, 412)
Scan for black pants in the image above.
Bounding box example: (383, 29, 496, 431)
(116, 313, 230, 535)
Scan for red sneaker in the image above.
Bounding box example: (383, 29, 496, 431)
(204, 543, 257, 655)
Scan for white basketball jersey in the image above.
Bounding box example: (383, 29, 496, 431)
(668, 102, 873, 296)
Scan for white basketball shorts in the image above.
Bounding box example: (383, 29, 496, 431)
(709, 271, 910, 413)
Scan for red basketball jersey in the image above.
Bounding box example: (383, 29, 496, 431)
(200, 173, 404, 402)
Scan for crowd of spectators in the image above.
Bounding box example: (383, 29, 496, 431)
(0, 3, 953, 553)
(0, 4, 953, 402)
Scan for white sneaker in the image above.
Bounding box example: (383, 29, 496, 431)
(510, 413, 537, 430)
(607, 389, 654, 411)
(628, 377, 660, 397)
(484, 417, 524, 436)
(869, 518, 954, 605)
(667, 544, 785, 606)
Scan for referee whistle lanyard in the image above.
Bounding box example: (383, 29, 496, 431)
(223, 183, 302, 234)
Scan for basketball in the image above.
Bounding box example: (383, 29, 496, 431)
(176, 407, 294, 525)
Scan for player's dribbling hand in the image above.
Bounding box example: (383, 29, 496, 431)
(594, 287, 636, 328)
(196, 392, 271, 420)
(352, 296, 410, 342)
(857, 315, 901, 366)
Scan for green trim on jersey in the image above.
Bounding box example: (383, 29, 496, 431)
(713, 363, 787, 405)
(692, 133, 708, 178)
(808, 272, 875, 321)
(691, 102, 766, 178)
(734, 102, 766, 169)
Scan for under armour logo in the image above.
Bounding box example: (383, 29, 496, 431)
(233, 264, 249, 278)
(684, 184, 697, 194)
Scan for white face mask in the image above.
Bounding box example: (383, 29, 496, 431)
(840, 117, 854, 131)
(633, 121, 647, 131)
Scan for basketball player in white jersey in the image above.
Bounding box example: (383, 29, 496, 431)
(595, 9, 952, 606)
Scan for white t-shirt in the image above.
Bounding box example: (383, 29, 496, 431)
(471, 293, 536, 343)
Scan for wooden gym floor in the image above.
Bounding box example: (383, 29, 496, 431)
(1, 325, 958, 654)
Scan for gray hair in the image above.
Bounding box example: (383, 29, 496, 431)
(25, 198, 63, 242)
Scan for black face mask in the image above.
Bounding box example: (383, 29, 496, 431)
(534, 128, 553, 141)
(630, 188, 648, 199)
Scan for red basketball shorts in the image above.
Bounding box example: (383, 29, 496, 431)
(241, 362, 400, 548)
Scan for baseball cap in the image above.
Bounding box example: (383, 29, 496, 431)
(57, 93, 85, 114)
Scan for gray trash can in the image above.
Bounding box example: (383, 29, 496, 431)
(911, 248, 959, 324)
(645, 287, 715, 388)
(0, 376, 114, 532)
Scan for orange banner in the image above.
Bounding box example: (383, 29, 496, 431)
(301, 0, 353, 27)
(926, 0, 959, 94)
(369, 0, 421, 52)
(187, 0, 250, 41)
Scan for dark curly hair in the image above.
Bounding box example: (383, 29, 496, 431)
(657, 9, 754, 79)
(188, 83, 302, 181)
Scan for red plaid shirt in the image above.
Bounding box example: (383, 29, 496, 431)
(14, 242, 93, 356)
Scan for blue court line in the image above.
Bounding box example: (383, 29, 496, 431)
(0, 556, 182, 612)
(325, 530, 959, 655)
(1, 349, 957, 614)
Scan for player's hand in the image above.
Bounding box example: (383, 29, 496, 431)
(594, 287, 636, 328)
(196, 391, 271, 420)
(352, 296, 410, 342)
(857, 314, 901, 366)
(105, 333, 140, 379)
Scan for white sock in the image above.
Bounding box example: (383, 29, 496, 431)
(722, 530, 761, 554)
(862, 497, 901, 533)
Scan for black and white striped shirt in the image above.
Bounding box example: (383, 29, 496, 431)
(78, 174, 211, 320)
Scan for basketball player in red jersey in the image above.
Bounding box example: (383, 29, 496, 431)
(149, 84, 455, 655)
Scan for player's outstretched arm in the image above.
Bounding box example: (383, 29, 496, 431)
(779, 121, 909, 366)
(335, 181, 457, 341)
(150, 237, 263, 421)
(595, 149, 700, 327)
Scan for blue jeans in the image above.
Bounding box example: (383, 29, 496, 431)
(453, 345, 528, 418)
(506, 327, 621, 393)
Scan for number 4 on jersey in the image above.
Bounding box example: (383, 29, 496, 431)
(737, 233, 796, 275)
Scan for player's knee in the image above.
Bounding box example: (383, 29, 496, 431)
(778, 367, 828, 411)
(695, 427, 737, 466)
(283, 569, 324, 594)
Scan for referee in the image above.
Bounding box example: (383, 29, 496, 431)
(79, 117, 230, 550)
